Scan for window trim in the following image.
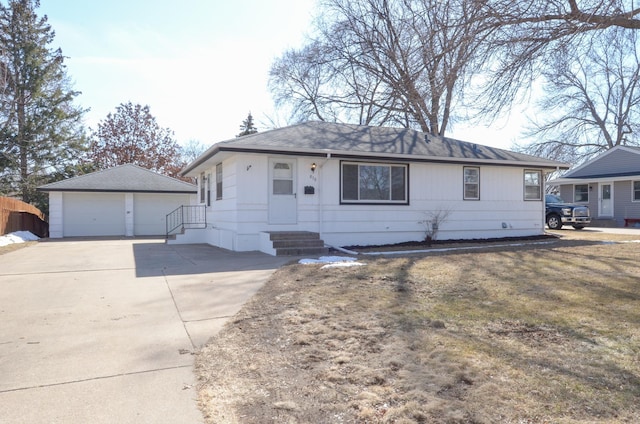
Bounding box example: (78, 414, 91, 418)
(633, 180, 640, 202)
(215, 163, 223, 201)
(463, 166, 480, 200)
(573, 184, 589, 203)
(340, 161, 409, 205)
(524, 169, 542, 201)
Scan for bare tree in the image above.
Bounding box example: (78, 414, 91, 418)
(181, 139, 208, 164)
(488, 0, 640, 32)
(270, 0, 640, 159)
(518, 26, 639, 163)
(270, 0, 488, 136)
(270, 43, 335, 124)
(479, 0, 640, 117)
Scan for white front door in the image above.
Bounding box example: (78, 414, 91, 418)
(599, 183, 613, 217)
(268, 158, 297, 224)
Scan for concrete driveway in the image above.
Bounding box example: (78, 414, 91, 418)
(0, 238, 292, 424)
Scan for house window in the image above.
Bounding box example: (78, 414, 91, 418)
(524, 170, 542, 200)
(341, 161, 408, 204)
(206, 173, 212, 206)
(574, 184, 589, 202)
(199, 172, 205, 203)
(463, 167, 480, 200)
(215, 163, 223, 200)
(634, 181, 640, 201)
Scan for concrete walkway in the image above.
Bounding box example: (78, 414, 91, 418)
(0, 238, 292, 424)
(582, 226, 640, 235)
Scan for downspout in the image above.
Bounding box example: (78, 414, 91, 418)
(318, 153, 331, 241)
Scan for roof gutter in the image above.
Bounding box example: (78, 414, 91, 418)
(36, 188, 197, 194)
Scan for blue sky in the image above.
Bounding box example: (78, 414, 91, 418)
(37, 0, 520, 149)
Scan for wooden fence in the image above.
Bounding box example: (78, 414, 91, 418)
(0, 197, 49, 238)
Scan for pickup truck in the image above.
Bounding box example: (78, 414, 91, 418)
(545, 194, 591, 230)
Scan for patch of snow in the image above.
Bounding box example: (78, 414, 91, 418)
(321, 262, 366, 269)
(0, 231, 39, 247)
(299, 256, 366, 268)
(299, 256, 358, 264)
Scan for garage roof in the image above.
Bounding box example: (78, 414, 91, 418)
(38, 164, 197, 193)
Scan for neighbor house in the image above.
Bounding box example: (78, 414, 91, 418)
(547, 145, 640, 227)
(170, 121, 567, 254)
(38, 164, 197, 238)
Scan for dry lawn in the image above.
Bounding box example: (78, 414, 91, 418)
(196, 230, 640, 423)
(0, 241, 36, 256)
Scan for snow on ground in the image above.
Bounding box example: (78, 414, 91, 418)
(0, 231, 40, 247)
(299, 256, 367, 269)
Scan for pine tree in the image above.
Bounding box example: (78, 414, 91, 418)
(0, 0, 87, 207)
(236, 112, 258, 137)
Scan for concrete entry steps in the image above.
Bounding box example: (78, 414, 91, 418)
(266, 231, 329, 256)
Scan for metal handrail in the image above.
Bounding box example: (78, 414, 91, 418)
(166, 205, 207, 238)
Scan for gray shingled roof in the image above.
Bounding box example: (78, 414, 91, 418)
(183, 121, 567, 176)
(38, 164, 196, 193)
(548, 145, 640, 184)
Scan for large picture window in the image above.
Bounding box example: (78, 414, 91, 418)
(341, 162, 408, 204)
(524, 170, 542, 200)
(463, 167, 480, 200)
(634, 181, 640, 201)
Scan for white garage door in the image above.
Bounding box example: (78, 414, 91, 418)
(63, 193, 126, 237)
(134, 193, 191, 236)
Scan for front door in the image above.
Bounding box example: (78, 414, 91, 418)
(599, 183, 613, 217)
(268, 159, 297, 224)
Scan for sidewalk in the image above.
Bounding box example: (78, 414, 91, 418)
(582, 226, 640, 235)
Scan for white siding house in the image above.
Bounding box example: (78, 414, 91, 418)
(172, 122, 568, 254)
(38, 164, 197, 238)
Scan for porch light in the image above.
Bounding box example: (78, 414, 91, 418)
(311, 163, 317, 172)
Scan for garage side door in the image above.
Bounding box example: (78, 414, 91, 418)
(63, 192, 125, 237)
(134, 193, 191, 236)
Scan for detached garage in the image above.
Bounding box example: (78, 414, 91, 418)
(38, 164, 196, 238)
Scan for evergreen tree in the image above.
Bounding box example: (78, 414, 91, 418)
(237, 112, 258, 137)
(0, 0, 87, 208)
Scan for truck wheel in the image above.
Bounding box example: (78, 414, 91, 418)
(573, 225, 585, 230)
(547, 214, 563, 230)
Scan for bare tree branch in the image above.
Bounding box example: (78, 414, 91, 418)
(519, 26, 640, 163)
(269, 0, 487, 136)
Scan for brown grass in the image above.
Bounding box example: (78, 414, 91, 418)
(196, 231, 640, 423)
(0, 241, 36, 256)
